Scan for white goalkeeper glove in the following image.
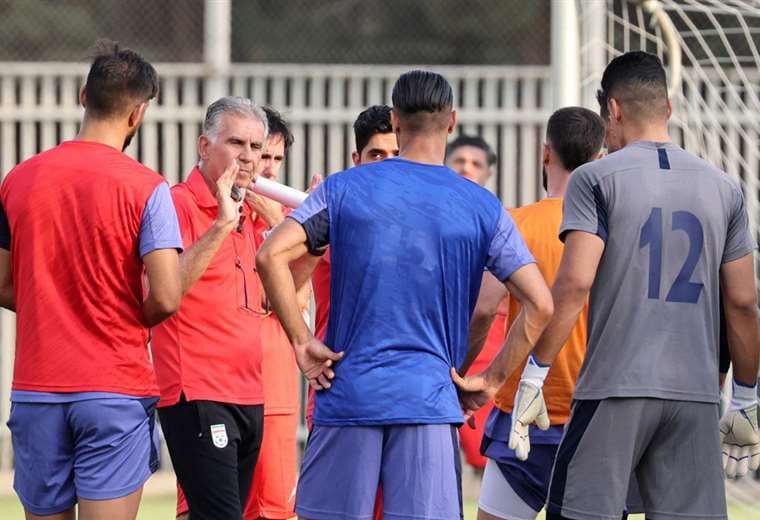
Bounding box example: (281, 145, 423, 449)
(509, 354, 551, 461)
(719, 380, 760, 478)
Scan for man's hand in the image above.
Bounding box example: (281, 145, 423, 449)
(294, 336, 344, 390)
(246, 191, 284, 228)
(508, 354, 551, 461)
(308, 173, 323, 193)
(215, 163, 245, 230)
(450, 368, 497, 428)
(509, 380, 550, 461)
(720, 382, 760, 478)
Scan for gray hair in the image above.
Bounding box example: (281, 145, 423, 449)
(202, 96, 269, 140)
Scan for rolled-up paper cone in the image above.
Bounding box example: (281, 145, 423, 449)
(251, 177, 308, 208)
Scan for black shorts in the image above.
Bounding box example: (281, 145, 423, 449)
(158, 396, 264, 520)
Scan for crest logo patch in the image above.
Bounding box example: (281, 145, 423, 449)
(210, 423, 228, 448)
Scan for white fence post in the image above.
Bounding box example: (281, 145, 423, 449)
(204, 0, 231, 105)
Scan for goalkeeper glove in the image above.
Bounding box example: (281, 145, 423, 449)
(719, 380, 760, 478)
(509, 354, 551, 461)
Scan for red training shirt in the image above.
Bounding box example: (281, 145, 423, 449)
(2, 141, 165, 395)
(151, 168, 264, 407)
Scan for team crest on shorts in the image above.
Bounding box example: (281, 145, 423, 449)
(210, 423, 228, 448)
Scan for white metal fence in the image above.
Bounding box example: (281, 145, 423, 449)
(0, 62, 555, 470)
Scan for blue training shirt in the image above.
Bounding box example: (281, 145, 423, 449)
(289, 157, 534, 426)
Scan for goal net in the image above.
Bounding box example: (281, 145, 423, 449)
(578, 0, 760, 267)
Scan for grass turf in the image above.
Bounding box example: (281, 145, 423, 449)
(0, 495, 757, 519)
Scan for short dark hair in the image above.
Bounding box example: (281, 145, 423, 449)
(597, 51, 668, 121)
(546, 107, 606, 171)
(446, 135, 497, 166)
(391, 70, 453, 132)
(353, 105, 393, 153)
(263, 106, 294, 150)
(83, 40, 158, 118)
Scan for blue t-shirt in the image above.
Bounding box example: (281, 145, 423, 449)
(289, 158, 534, 426)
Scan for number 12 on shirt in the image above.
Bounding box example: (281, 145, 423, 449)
(639, 207, 705, 304)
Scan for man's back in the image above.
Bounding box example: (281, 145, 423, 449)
(1, 140, 164, 395)
(297, 157, 532, 425)
(495, 198, 586, 424)
(563, 140, 753, 403)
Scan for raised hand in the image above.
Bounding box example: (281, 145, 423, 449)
(245, 190, 284, 228)
(215, 162, 244, 230)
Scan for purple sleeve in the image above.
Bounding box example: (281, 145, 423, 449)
(287, 181, 329, 256)
(139, 183, 183, 257)
(486, 209, 535, 281)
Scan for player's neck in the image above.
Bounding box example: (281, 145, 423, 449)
(397, 135, 446, 166)
(76, 118, 129, 152)
(621, 124, 671, 147)
(546, 168, 570, 199)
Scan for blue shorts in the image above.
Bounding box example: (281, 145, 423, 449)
(297, 424, 462, 520)
(7, 396, 159, 516)
(481, 408, 564, 512)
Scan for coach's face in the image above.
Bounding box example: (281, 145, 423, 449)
(199, 113, 266, 187)
(446, 145, 492, 187)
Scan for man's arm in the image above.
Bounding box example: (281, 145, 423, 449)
(460, 272, 508, 374)
(142, 248, 181, 326)
(720, 254, 760, 386)
(0, 201, 13, 311)
(479, 263, 554, 388)
(531, 230, 603, 365)
(257, 218, 342, 389)
(178, 164, 243, 295)
(257, 219, 312, 344)
(0, 249, 14, 311)
(451, 262, 553, 422)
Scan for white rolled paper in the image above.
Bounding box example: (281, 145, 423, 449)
(251, 177, 308, 208)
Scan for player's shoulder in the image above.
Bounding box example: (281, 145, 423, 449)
(510, 198, 561, 229)
(169, 180, 196, 208)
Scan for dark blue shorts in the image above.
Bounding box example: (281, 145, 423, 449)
(7, 396, 159, 516)
(481, 408, 563, 512)
(297, 424, 463, 520)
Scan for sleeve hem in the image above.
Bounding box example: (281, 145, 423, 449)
(140, 242, 184, 258)
(721, 246, 754, 265)
(559, 223, 603, 243)
(494, 259, 536, 283)
(287, 215, 327, 257)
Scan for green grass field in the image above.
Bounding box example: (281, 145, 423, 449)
(0, 495, 757, 519)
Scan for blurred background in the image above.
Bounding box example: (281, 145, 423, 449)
(0, 0, 759, 517)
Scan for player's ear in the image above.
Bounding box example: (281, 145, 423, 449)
(609, 97, 623, 122)
(448, 110, 457, 134)
(351, 151, 361, 167)
(127, 102, 148, 129)
(665, 98, 673, 120)
(79, 86, 87, 109)
(542, 143, 551, 166)
(198, 134, 211, 161)
(390, 109, 401, 135)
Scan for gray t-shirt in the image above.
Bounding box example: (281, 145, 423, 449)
(561, 141, 754, 403)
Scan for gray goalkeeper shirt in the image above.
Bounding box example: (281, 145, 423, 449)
(561, 141, 754, 403)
